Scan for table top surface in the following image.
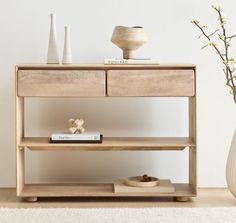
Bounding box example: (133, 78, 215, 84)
(16, 63, 196, 70)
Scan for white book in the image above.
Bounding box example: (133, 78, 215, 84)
(51, 132, 101, 141)
(104, 58, 160, 65)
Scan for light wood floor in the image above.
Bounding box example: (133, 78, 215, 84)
(0, 188, 235, 208)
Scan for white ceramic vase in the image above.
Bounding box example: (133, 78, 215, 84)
(111, 26, 148, 59)
(47, 13, 59, 64)
(226, 128, 236, 198)
(62, 26, 72, 64)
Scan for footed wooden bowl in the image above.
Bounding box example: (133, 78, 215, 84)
(125, 176, 159, 187)
(111, 26, 148, 59)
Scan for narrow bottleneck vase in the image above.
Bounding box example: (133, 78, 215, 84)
(62, 26, 72, 64)
(47, 13, 59, 64)
(226, 128, 236, 198)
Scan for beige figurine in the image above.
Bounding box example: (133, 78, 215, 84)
(68, 118, 85, 134)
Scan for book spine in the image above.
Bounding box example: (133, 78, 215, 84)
(104, 59, 159, 65)
(50, 139, 102, 144)
(105, 59, 129, 64)
(51, 135, 100, 140)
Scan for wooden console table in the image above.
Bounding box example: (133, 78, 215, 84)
(15, 64, 197, 202)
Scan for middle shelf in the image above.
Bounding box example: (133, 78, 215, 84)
(19, 137, 195, 151)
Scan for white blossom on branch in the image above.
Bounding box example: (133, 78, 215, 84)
(192, 5, 236, 103)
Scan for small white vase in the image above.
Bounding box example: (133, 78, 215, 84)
(62, 26, 72, 64)
(226, 128, 236, 198)
(47, 13, 59, 64)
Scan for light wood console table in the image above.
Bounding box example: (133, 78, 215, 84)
(16, 64, 196, 202)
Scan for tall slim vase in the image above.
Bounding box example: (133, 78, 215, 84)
(47, 13, 59, 64)
(226, 128, 236, 198)
(62, 26, 72, 64)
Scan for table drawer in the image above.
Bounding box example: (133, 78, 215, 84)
(17, 70, 106, 97)
(107, 70, 195, 96)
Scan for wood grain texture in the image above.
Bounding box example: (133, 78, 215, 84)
(16, 97, 24, 145)
(20, 137, 195, 151)
(16, 66, 25, 196)
(16, 99, 25, 196)
(107, 70, 195, 96)
(24, 197, 38, 202)
(189, 67, 197, 194)
(174, 196, 189, 202)
(15, 64, 197, 200)
(16, 148, 24, 196)
(16, 64, 196, 70)
(20, 183, 194, 197)
(189, 97, 197, 194)
(0, 188, 234, 208)
(15, 67, 24, 145)
(17, 70, 106, 97)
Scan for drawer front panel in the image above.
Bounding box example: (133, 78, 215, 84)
(107, 69, 195, 96)
(18, 70, 106, 97)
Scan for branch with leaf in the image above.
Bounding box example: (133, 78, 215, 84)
(192, 5, 236, 103)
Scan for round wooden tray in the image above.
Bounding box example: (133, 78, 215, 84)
(125, 176, 159, 187)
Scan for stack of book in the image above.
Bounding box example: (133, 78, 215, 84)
(104, 58, 159, 65)
(50, 132, 103, 143)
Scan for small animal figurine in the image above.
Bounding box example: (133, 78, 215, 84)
(68, 118, 85, 134)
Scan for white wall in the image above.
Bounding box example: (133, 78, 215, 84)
(0, 0, 236, 187)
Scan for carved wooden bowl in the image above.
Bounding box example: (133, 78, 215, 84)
(111, 26, 148, 59)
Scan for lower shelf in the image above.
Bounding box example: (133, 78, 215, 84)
(20, 183, 196, 197)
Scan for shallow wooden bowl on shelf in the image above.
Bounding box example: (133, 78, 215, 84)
(125, 176, 159, 187)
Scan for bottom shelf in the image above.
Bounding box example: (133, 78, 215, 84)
(20, 183, 196, 197)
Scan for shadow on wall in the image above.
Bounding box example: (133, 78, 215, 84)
(24, 97, 189, 183)
(25, 150, 189, 184)
(24, 97, 188, 137)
